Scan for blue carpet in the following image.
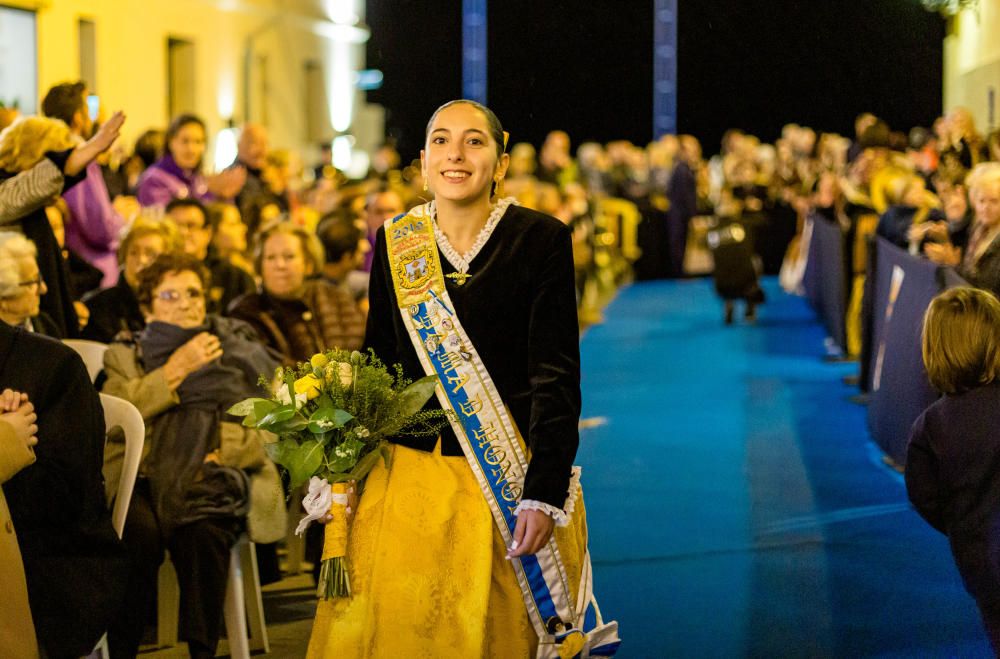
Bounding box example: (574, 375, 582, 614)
(577, 277, 990, 658)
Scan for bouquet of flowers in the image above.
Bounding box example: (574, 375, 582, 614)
(227, 349, 449, 598)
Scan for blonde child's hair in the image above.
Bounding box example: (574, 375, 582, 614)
(0, 116, 76, 173)
(922, 286, 1000, 394)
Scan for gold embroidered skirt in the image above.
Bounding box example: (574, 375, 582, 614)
(307, 442, 542, 659)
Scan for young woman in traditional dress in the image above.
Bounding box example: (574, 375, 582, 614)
(307, 100, 618, 658)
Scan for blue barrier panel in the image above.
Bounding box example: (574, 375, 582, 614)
(867, 238, 942, 464)
(941, 267, 969, 290)
(802, 217, 821, 307)
(805, 214, 847, 351)
(859, 235, 877, 391)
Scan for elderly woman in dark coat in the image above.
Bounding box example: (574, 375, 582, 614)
(228, 221, 365, 364)
(102, 252, 280, 659)
(926, 164, 1000, 298)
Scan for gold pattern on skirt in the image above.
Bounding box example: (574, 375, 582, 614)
(307, 442, 589, 659)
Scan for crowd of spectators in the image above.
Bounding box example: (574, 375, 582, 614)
(7, 73, 1000, 656)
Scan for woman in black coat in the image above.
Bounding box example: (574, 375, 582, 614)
(0, 321, 125, 657)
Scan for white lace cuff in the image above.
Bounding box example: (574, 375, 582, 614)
(514, 499, 570, 527)
(513, 466, 583, 529)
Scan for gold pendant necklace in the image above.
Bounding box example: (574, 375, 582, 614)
(446, 272, 472, 286)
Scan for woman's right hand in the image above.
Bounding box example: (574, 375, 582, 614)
(64, 110, 126, 176)
(0, 389, 38, 455)
(163, 332, 224, 389)
(0, 388, 26, 412)
(89, 111, 126, 154)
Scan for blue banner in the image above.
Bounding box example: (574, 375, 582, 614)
(866, 238, 942, 464)
(653, 0, 678, 137)
(462, 0, 488, 104)
(804, 214, 848, 351)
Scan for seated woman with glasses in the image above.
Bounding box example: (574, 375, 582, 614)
(0, 232, 61, 337)
(101, 252, 281, 659)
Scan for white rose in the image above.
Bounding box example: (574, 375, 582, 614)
(275, 385, 308, 409)
(326, 361, 354, 388)
(339, 362, 353, 387)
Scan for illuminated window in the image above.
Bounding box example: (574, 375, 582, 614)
(0, 7, 37, 114)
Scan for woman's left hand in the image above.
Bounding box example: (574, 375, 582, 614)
(507, 509, 555, 558)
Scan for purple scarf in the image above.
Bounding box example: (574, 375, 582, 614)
(137, 153, 211, 208)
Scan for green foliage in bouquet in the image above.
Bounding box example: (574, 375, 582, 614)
(227, 349, 449, 489)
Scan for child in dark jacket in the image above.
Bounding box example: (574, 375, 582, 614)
(906, 286, 1000, 651)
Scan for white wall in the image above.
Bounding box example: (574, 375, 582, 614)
(944, 1, 1000, 133)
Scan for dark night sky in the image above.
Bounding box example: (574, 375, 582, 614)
(365, 0, 944, 161)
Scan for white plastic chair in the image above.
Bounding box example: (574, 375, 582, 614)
(88, 393, 145, 659)
(100, 394, 145, 536)
(64, 339, 109, 383)
(156, 535, 269, 657)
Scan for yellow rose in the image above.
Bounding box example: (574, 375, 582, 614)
(310, 353, 329, 370)
(294, 374, 322, 400)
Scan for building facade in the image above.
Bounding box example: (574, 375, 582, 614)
(0, 0, 382, 174)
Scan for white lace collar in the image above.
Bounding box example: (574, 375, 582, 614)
(429, 197, 516, 274)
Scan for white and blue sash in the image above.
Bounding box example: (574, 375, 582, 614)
(385, 204, 620, 658)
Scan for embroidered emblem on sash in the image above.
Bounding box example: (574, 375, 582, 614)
(386, 208, 444, 307)
(397, 248, 433, 290)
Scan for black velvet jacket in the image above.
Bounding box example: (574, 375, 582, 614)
(364, 205, 581, 508)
